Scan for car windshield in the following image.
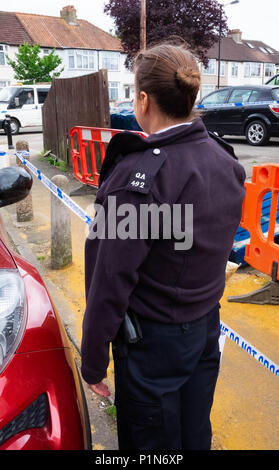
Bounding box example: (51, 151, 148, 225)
(0, 87, 17, 103)
(272, 88, 279, 100)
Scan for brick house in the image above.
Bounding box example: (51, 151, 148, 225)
(0, 6, 135, 102)
(199, 29, 279, 99)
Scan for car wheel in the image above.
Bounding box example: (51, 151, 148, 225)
(245, 120, 270, 146)
(10, 118, 20, 135)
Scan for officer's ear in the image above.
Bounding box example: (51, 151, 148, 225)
(138, 90, 149, 115)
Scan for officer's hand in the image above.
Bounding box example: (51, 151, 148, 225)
(89, 381, 111, 397)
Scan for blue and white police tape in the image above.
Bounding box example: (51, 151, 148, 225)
(14, 150, 93, 226)
(196, 99, 279, 109)
(220, 321, 279, 376)
(1, 149, 279, 378)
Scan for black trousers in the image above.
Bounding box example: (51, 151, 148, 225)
(112, 303, 221, 451)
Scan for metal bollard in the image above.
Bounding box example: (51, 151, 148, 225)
(16, 140, 33, 222)
(50, 174, 72, 269)
(4, 115, 14, 150)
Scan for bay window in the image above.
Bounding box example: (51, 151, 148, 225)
(244, 62, 262, 78)
(231, 62, 239, 78)
(102, 52, 120, 71)
(265, 63, 275, 78)
(68, 50, 95, 70)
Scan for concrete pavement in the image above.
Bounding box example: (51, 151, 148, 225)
(224, 135, 279, 178)
(1, 130, 279, 450)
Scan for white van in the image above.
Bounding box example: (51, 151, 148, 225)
(0, 84, 51, 134)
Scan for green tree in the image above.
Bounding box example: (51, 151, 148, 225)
(6, 43, 64, 84)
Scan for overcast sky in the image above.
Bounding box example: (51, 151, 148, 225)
(1, 0, 278, 50)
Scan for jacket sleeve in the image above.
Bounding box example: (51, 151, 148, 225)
(81, 188, 155, 384)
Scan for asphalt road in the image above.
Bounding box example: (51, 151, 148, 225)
(0, 127, 43, 155)
(1, 128, 278, 179)
(224, 135, 279, 179)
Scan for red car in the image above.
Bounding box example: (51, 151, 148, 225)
(0, 166, 91, 450)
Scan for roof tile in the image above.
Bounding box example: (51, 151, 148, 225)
(15, 12, 122, 51)
(0, 10, 122, 52)
(0, 12, 33, 45)
(207, 36, 279, 64)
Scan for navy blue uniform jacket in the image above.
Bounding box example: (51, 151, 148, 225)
(81, 118, 246, 384)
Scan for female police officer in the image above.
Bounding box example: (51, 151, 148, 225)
(81, 43, 246, 450)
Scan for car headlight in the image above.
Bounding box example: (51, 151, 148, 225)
(0, 270, 26, 374)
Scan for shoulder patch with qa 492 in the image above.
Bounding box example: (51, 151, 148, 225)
(126, 148, 168, 194)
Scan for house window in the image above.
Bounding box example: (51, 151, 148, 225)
(231, 62, 239, 78)
(251, 63, 262, 77)
(69, 53, 75, 69)
(102, 52, 120, 71)
(265, 63, 275, 77)
(0, 80, 10, 88)
(108, 82, 119, 101)
(203, 59, 216, 75)
(124, 85, 130, 99)
(244, 62, 262, 78)
(0, 45, 8, 66)
(123, 85, 135, 100)
(244, 63, 250, 77)
(76, 52, 83, 68)
(219, 61, 225, 76)
(68, 50, 95, 70)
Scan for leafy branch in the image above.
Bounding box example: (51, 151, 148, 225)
(6, 43, 64, 84)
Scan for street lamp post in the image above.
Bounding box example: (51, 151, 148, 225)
(140, 0, 146, 50)
(217, 0, 239, 89)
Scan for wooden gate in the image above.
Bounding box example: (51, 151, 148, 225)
(42, 69, 110, 164)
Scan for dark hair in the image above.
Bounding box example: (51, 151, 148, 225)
(133, 43, 200, 119)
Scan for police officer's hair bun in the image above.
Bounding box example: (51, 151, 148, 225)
(175, 67, 200, 92)
(134, 43, 201, 120)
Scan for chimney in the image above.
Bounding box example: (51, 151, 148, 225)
(228, 29, 242, 44)
(60, 5, 78, 25)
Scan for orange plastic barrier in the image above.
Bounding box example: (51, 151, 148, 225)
(69, 126, 146, 187)
(241, 164, 279, 280)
